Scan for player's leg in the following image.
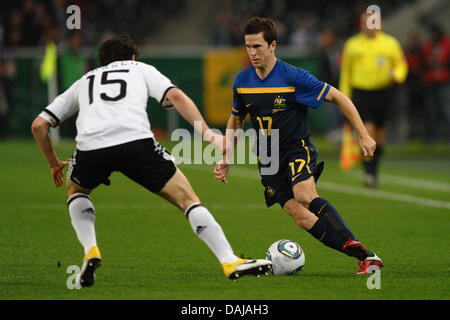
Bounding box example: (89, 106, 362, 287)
(281, 140, 358, 255)
(121, 138, 270, 279)
(280, 139, 353, 252)
(362, 88, 391, 188)
(157, 168, 271, 279)
(65, 149, 111, 287)
(287, 177, 355, 253)
(66, 178, 98, 255)
(66, 178, 101, 287)
(361, 121, 379, 187)
(353, 89, 380, 188)
(372, 125, 386, 181)
(285, 137, 382, 273)
(119, 139, 235, 261)
(157, 168, 238, 264)
(282, 198, 317, 231)
(294, 176, 356, 243)
(290, 177, 382, 273)
(283, 198, 347, 253)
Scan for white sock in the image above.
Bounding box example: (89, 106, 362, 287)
(67, 193, 97, 255)
(185, 202, 238, 264)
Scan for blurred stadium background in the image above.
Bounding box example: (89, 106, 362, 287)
(0, 0, 449, 146)
(0, 0, 449, 301)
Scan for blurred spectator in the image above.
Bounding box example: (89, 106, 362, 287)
(319, 29, 340, 92)
(0, 57, 16, 138)
(59, 30, 86, 90)
(404, 33, 426, 138)
(271, 16, 288, 46)
(211, 10, 233, 47)
(289, 13, 320, 54)
(421, 24, 450, 144)
(21, 0, 43, 45)
(7, 10, 23, 46)
(318, 29, 343, 144)
(58, 30, 86, 137)
(1, 0, 184, 48)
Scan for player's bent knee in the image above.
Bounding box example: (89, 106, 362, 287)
(283, 199, 317, 230)
(67, 192, 92, 207)
(66, 177, 90, 197)
(158, 169, 200, 212)
(292, 181, 319, 209)
(292, 179, 319, 208)
(293, 190, 317, 208)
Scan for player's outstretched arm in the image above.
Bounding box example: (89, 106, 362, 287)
(165, 87, 224, 151)
(324, 86, 376, 157)
(31, 117, 68, 187)
(214, 114, 244, 184)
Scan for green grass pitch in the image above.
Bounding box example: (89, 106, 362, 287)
(0, 139, 449, 300)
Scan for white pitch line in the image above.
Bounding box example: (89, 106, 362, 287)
(182, 165, 450, 210)
(12, 202, 266, 211)
(318, 181, 450, 210)
(379, 174, 450, 193)
(348, 171, 450, 192)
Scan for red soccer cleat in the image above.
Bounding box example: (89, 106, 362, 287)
(342, 238, 383, 274)
(357, 255, 383, 275)
(342, 238, 371, 261)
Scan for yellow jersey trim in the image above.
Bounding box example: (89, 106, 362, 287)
(237, 87, 296, 94)
(316, 83, 328, 101)
(301, 139, 312, 174)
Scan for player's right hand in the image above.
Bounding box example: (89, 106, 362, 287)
(214, 161, 230, 184)
(51, 159, 69, 187)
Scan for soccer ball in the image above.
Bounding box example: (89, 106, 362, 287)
(266, 239, 305, 275)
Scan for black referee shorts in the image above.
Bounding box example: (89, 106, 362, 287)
(352, 87, 393, 128)
(68, 138, 177, 193)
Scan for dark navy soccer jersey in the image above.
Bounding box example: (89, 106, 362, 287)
(232, 59, 330, 154)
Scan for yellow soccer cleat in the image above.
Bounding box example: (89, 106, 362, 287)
(77, 246, 102, 287)
(222, 258, 272, 280)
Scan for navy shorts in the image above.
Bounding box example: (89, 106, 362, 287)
(259, 137, 324, 208)
(68, 138, 177, 193)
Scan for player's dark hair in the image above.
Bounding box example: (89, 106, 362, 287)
(244, 17, 278, 46)
(98, 34, 139, 66)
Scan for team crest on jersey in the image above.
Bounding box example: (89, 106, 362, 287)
(377, 56, 387, 67)
(265, 186, 276, 198)
(272, 96, 287, 113)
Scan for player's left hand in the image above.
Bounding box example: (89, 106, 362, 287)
(359, 135, 376, 157)
(51, 159, 69, 187)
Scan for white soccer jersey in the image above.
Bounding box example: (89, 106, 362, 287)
(39, 60, 175, 151)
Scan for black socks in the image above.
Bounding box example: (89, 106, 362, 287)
(307, 197, 356, 252)
(363, 145, 384, 176)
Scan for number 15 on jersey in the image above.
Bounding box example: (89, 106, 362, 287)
(87, 69, 129, 104)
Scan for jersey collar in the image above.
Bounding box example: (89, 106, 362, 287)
(252, 58, 279, 82)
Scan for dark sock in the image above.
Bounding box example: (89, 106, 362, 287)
(372, 145, 383, 177)
(363, 156, 375, 175)
(309, 197, 356, 241)
(307, 218, 345, 252)
(362, 145, 383, 176)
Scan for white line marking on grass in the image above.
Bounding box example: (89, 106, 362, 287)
(380, 174, 450, 193)
(182, 165, 450, 210)
(349, 171, 450, 192)
(16, 202, 266, 211)
(319, 181, 450, 210)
